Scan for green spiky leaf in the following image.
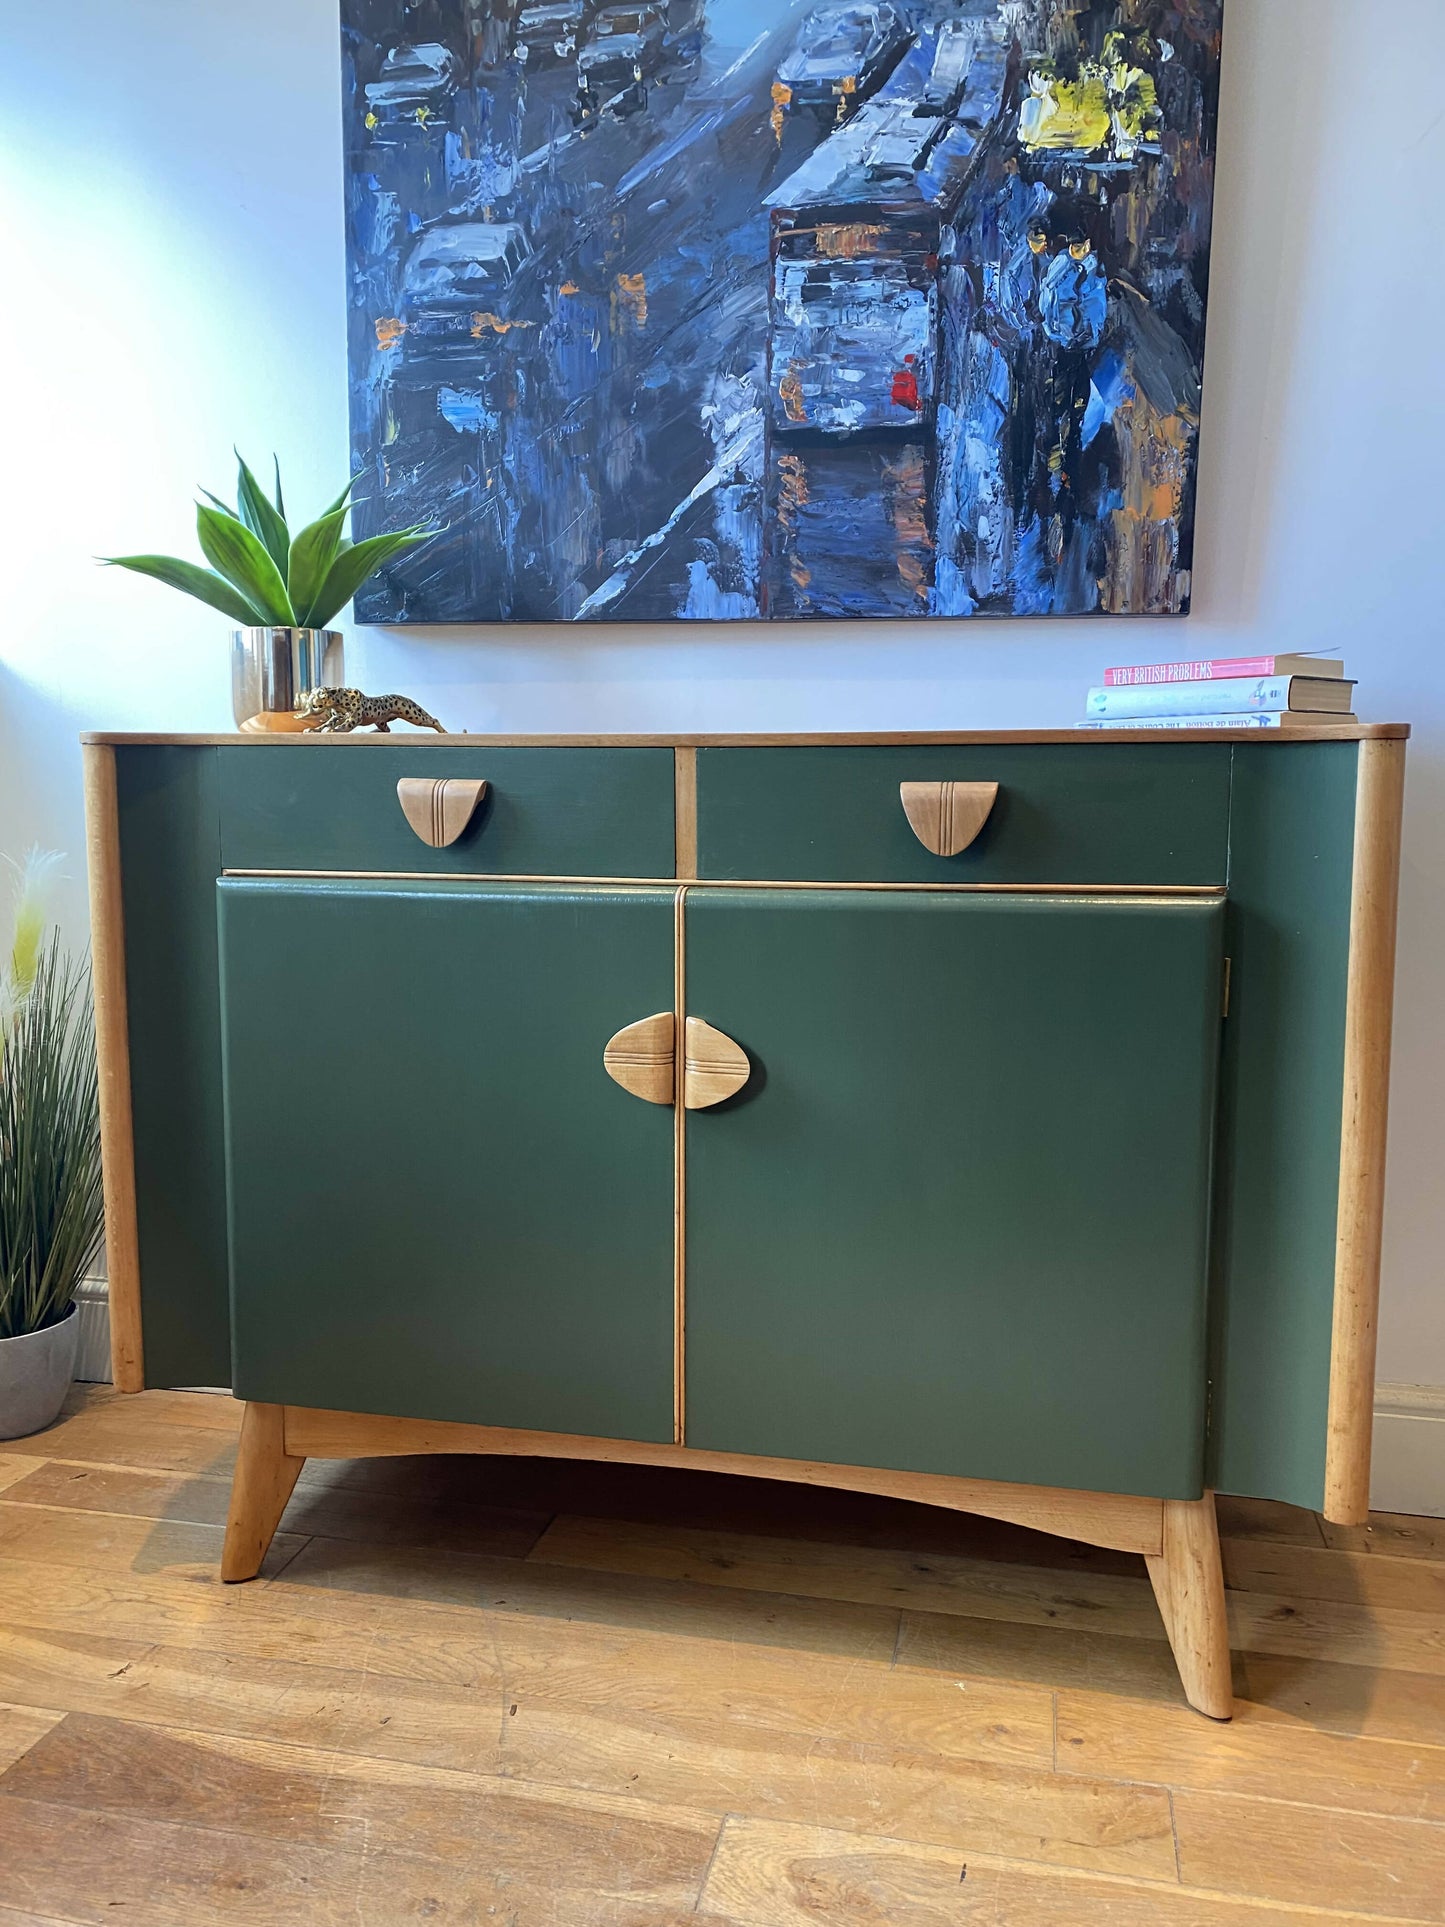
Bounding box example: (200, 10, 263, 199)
(273, 455, 286, 520)
(235, 452, 291, 574)
(196, 505, 296, 624)
(321, 474, 362, 519)
(99, 553, 264, 625)
(287, 506, 351, 627)
(199, 488, 240, 520)
(305, 526, 434, 628)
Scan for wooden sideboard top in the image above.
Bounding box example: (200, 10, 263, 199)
(83, 725, 1410, 748)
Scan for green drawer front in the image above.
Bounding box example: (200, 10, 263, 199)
(219, 744, 677, 877)
(696, 744, 1233, 884)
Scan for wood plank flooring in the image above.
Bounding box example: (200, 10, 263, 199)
(0, 1389, 1441, 1924)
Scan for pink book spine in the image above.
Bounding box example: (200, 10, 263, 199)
(1103, 656, 1281, 687)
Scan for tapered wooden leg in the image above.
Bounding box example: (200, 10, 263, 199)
(1145, 1493, 1233, 1720)
(222, 1402, 304, 1582)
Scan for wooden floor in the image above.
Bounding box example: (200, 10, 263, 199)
(0, 1391, 1443, 1924)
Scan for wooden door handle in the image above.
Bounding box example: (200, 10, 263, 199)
(684, 1017, 749, 1110)
(396, 777, 489, 848)
(603, 1014, 751, 1108)
(604, 1012, 675, 1105)
(900, 780, 998, 856)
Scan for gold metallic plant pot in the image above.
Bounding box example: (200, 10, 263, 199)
(231, 627, 343, 731)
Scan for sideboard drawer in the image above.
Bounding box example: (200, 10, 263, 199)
(218, 744, 677, 877)
(696, 744, 1233, 885)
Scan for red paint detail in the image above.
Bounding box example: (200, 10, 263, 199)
(891, 362, 920, 410)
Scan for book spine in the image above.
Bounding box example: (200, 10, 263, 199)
(1086, 677, 1294, 720)
(1077, 713, 1290, 731)
(1103, 656, 1283, 687)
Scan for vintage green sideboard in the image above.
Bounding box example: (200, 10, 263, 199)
(82, 725, 1409, 1720)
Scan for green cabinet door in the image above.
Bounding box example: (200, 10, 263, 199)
(218, 877, 675, 1440)
(684, 890, 1225, 1498)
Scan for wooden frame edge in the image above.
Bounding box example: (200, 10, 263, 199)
(279, 1404, 1167, 1555)
(223, 869, 1227, 899)
(673, 886, 688, 1444)
(81, 725, 1412, 748)
(1324, 735, 1408, 1523)
(673, 746, 698, 880)
(83, 745, 144, 1392)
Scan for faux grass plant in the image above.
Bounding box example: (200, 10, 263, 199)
(102, 453, 432, 629)
(0, 857, 104, 1342)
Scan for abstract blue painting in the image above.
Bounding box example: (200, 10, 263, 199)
(342, 0, 1224, 621)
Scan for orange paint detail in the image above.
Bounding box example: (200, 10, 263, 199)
(776, 452, 809, 526)
(1101, 398, 1195, 616)
(470, 311, 534, 337)
(778, 364, 808, 425)
(814, 223, 885, 259)
(375, 318, 408, 350)
(559, 280, 581, 296)
(615, 272, 648, 329)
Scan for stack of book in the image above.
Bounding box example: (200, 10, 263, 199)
(1078, 653, 1356, 730)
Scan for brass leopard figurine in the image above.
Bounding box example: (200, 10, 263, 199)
(296, 687, 447, 734)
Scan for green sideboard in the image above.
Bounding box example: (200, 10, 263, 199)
(83, 725, 1409, 1720)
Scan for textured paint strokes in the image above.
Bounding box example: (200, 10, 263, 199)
(340, 0, 1224, 622)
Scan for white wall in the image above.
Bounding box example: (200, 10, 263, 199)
(3, 3, 1443, 1441)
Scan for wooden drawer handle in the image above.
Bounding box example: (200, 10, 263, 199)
(900, 780, 999, 856)
(396, 777, 489, 848)
(604, 1012, 675, 1105)
(684, 1017, 750, 1110)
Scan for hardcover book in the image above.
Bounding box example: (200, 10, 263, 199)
(1085, 676, 1356, 721)
(1103, 655, 1345, 687)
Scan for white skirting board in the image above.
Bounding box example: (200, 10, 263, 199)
(73, 1276, 114, 1385)
(65, 1283, 1445, 1516)
(1372, 1384, 1445, 1519)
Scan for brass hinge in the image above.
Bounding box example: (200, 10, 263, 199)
(1221, 956, 1232, 1019)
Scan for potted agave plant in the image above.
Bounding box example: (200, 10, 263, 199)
(0, 855, 104, 1440)
(102, 455, 432, 728)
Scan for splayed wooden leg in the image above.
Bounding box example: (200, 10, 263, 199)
(1146, 1492, 1233, 1719)
(222, 1401, 304, 1582)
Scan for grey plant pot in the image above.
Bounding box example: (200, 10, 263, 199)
(0, 1305, 79, 1440)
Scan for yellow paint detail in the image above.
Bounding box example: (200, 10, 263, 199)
(375, 317, 408, 350)
(1019, 71, 1111, 152)
(364, 110, 378, 130)
(470, 311, 535, 337)
(814, 223, 884, 259)
(414, 105, 432, 126)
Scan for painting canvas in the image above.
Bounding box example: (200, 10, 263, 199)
(342, 0, 1224, 622)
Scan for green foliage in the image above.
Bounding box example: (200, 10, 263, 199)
(102, 455, 433, 630)
(0, 933, 104, 1342)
